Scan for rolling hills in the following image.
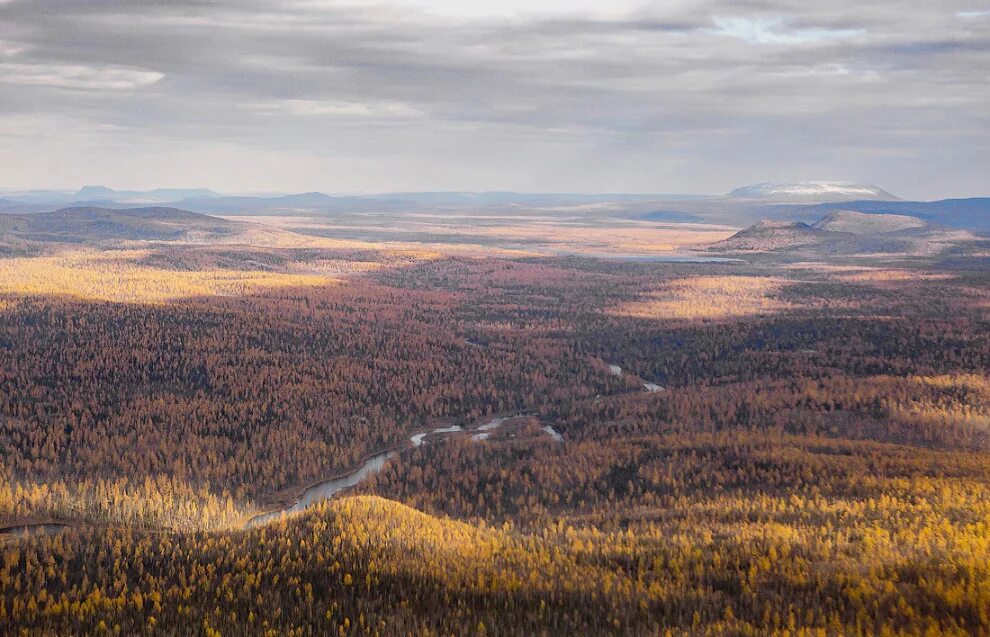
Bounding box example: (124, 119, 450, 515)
(752, 198, 990, 232)
(709, 210, 979, 257)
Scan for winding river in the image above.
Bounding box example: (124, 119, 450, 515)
(248, 452, 398, 527)
(542, 425, 563, 442)
(609, 363, 665, 393)
(11, 370, 648, 533)
(0, 523, 68, 539)
(6, 362, 660, 536)
(411, 425, 463, 447)
(246, 365, 678, 528)
(247, 414, 558, 527)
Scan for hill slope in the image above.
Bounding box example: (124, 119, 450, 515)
(707, 220, 826, 251)
(0, 206, 240, 246)
(812, 210, 928, 234)
(765, 198, 990, 232)
(710, 211, 977, 256)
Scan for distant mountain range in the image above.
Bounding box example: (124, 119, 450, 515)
(75, 186, 222, 203)
(0, 186, 704, 215)
(0, 186, 221, 207)
(0, 183, 986, 234)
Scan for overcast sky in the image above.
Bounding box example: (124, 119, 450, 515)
(1, 1, 988, 198)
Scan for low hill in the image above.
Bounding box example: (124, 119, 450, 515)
(710, 211, 977, 257)
(0, 206, 240, 245)
(633, 195, 989, 233)
(765, 198, 990, 232)
(709, 220, 836, 252)
(812, 210, 929, 234)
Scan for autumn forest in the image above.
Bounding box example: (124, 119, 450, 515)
(0, 215, 989, 636)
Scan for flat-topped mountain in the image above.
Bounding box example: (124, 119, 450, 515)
(75, 185, 118, 200)
(727, 182, 898, 203)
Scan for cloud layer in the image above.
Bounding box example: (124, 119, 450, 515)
(0, 0, 987, 198)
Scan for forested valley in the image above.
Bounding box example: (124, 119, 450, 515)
(1, 246, 989, 635)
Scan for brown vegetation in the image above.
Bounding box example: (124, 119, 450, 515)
(608, 275, 794, 321)
(1, 241, 989, 634)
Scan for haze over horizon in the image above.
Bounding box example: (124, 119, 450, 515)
(1, 0, 988, 199)
(0, 181, 913, 200)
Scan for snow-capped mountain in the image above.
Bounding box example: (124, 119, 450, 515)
(727, 182, 898, 202)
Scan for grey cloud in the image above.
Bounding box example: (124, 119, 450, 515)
(0, 0, 987, 197)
